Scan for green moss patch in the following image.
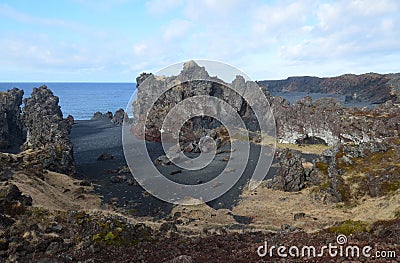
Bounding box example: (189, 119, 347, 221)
(328, 220, 369, 235)
(315, 162, 329, 174)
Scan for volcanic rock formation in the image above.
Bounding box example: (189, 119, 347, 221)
(131, 61, 272, 143)
(270, 97, 400, 146)
(132, 61, 400, 147)
(22, 86, 75, 174)
(0, 88, 24, 150)
(266, 149, 306, 192)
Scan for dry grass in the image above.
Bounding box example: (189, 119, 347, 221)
(12, 171, 102, 211)
(230, 128, 329, 155)
(275, 142, 330, 155)
(230, 186, 400, 233)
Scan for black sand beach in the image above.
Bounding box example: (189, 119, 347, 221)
(70, 119, 279, 219)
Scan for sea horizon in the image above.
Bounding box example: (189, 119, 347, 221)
(0, 82, 136, 120)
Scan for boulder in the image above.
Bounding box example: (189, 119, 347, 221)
(97, 153, 115, 161)
(266, 149, 306, 192)
(0, 183, 32, 216)
(111, 108, 126, 125)
(163, 255, 195, 263)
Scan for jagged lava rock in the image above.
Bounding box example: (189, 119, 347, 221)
(131, 61, 270, 142)
(22, 85, 75, 174)
(91, 111, 113, 121)
(112, 108, 126, 125)
(270, 96, 400, 146)
(266, 149, 306, 192)
(0, 88, 24, 150)
(132, 61, 400, 147)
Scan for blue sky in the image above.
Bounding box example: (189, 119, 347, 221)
(0, 0, 399, 82)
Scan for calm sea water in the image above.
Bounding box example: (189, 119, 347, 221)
(0, 83, 135, 120)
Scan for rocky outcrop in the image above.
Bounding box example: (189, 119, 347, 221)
(90, 109, 126, 125)
(258, 72, 400, 104)
(0, 88, 24, 150)
(132, 62, 400, 147)
(131, 61, 269, 142)
(136, 72, 153, 88)
(270, 96, 342, 145)
(270, 96, 400, 146)
(111, 108, 126, 125)
(309, 139, 400, 203)
(266, 149, 306, 192)
(66, 114, 74, 126)
(22, 86, 75, 174)
(91, 111, 113, 121)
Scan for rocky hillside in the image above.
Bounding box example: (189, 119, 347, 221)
(257, 73, 400, 104)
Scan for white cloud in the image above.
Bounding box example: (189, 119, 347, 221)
(253, 1, 309, 35)
(273, 0, 400, 72)
(317, 0, 399, 32)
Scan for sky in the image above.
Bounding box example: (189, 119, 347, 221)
(0, 0, 399, 82)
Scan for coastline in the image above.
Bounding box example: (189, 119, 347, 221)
(1, 67, 400, 261)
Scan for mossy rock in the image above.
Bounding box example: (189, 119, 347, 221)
(92, 231, 121, 245)
(328, 220, 370, 235)
(315, 162, 329, 174)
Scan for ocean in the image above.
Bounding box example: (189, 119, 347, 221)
(0, 82, 136, 120)
(0, 82, 372, 120)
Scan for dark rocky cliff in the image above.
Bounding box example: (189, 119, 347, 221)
(258, 73, 400, 104)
